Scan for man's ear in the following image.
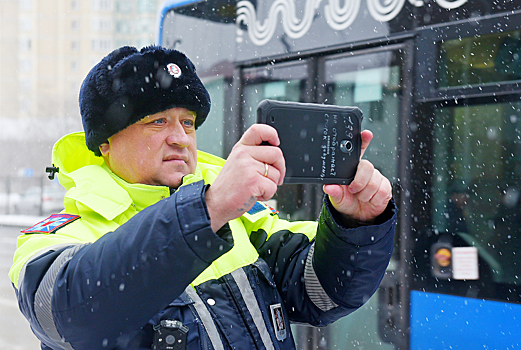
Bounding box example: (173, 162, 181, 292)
(99, 141, 110, 157)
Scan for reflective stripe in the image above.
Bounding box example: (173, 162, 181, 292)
(18, 243, 80, 289)
(231, 268, 275, 350)
(304, 243, 338, 312)
(185, 286, 225, 350)
(34, 243, 86, 350)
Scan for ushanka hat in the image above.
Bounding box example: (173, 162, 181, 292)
(79, 45, 211, 156)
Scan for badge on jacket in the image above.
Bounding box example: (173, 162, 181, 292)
(21, 214, 80, 234)
(270, 303, 287, 341)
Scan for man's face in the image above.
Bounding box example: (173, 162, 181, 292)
(100, 107, 198, 188)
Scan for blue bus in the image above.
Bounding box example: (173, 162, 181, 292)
(157, 1, 521, 348)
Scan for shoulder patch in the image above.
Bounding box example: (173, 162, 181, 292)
(247, 202, 279, 216)
(21, 214, 80, 234)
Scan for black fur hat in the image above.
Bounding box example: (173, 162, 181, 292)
(79, 45, 211, 156)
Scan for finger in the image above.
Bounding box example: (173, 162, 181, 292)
(360, 130, 373, 159)
(355, 168, 385, 203)
(239, 124, 280, 147)
(249, 145, 286, 185)
(259, 162, 283, 185)
(370, 176, 393, 207)
(256, 179, 278, 202)
(348, 159, 374, 194)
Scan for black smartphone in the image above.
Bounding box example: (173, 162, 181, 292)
(257, 99, 363, 185)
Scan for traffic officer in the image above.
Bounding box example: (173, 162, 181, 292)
(10, 45, 396, 350)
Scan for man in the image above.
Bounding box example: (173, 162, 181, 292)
(9, 46, 396, 350)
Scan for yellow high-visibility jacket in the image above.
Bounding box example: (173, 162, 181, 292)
(10, 132, 396, 350)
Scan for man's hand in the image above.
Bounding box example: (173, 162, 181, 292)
(323, 130, 392, 223)
(205, 124, 285, 231)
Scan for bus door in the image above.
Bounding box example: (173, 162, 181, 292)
(238, 41, 413, 349)
(409, 13, 521, 349)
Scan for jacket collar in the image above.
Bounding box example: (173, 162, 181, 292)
(52, 132, 222, 220)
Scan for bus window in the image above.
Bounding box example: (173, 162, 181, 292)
(196, 76, 229, 158)
(318, 49, 403, 349)
(241, 62, 316, 221)
(323, 50, 402, 183)
(432, 101, 521, 285)
(439, 29, 521, 88)
(241, 63, 308, 129)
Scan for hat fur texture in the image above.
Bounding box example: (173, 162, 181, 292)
(79, 46, 211, 156)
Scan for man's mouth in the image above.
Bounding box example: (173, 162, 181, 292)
(163, 155, 187, 163)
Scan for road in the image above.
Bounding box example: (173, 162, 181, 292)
(0, 219, 44, 349)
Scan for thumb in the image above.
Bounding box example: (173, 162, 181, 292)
(323, 184, 344, 205)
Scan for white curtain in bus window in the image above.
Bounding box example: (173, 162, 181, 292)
(432, 102, 521, 285)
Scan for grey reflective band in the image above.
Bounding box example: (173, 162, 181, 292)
(18, 243, 79, 289)
(185, 286, 225, 350)
(34, 244, 86, 350)
(231, 268, 275, 350)
(304, 243, 338, 312)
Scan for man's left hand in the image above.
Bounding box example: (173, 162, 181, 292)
(323, 130, 392, 223)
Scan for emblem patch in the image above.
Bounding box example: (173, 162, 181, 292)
(167, 63, 182, 78)
(21, 214, 80, 234)
(247, 201, 279, 216)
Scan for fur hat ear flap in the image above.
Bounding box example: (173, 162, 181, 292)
(79, 45, 211, 156)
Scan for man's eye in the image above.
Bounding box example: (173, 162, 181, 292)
(183, 119, 195, 127)
(151, 118, 166, 125)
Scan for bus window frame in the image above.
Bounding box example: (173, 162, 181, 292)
(413, 14, 521, 304)
(415, 10, 521, 102)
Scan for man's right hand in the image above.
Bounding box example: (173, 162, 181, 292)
(205, 124, 285, 232)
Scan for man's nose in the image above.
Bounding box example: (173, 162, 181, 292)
(165, 122, 190, 147)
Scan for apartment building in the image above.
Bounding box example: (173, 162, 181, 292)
(0, 0, 163, 180)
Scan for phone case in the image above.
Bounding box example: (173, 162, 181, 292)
(257, 99, 363, 185)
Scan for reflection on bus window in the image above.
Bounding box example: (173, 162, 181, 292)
(433, 102, 521, 285)
(242, 63, 307, 128)
(324, 50, 402, 183)
(439, 29, 521, 88)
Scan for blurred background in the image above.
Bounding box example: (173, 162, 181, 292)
(0, 0, 164, 216)
(2, 1, 521, 349)
(0, 1, 165, 348)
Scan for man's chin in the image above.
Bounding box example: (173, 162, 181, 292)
(161, 174, 188, 189)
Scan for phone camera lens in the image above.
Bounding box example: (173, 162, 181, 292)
(340, 140, 353, 153)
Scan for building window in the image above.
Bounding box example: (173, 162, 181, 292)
(20, 58, 32, 72)
(92, 0, 113, 11)
(20, 38, 31, 51)
(137, 0, 155, 13)
(92, 39, 113, 51)
(116, 21, 131, 34)
(71, 0, 79, 10)
(92, 18, 113, 31)
(116, 0, 132, 13)
(20, 18, 33, 32)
